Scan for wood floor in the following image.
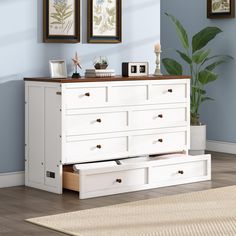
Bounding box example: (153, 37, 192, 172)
(0, 151, 236, 236)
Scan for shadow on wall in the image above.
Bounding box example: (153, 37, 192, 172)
(0, 76, 25, 173)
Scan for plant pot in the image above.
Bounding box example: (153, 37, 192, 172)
(189, 125, 206, 155)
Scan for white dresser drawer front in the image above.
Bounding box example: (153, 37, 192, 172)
(150, 83, 187, 103)
(131, 131, 187, 155)
(151, 159, 208, 184)
(78, 154, 211, 199)
(65, 111, 128, 135)
(132, 107, 187, 129)
(65, 87, 107, 109)
(65, 137, 128, 164)
(82, 168, 147, 193)
(110, 85, 148, 105)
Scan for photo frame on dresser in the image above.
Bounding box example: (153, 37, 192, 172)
(49, 60, 68, 78)
(207, 0, 235, 18)
(43, 0, 80, 43)
(87, 0, 122, 43)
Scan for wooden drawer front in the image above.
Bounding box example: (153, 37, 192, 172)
(151, 160, 208, 183)
(65, 111, 128, 135)
(131, 131, 187, 155)
(65, 137, 128, 164)
(82, 168, 147, 193)
(150, 84, 187, 103)
(132, 107, 187, 129)
(65, 87, 107, 109)
(110, 85, 148, 105)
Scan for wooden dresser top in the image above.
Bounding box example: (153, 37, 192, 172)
(24, 75, 191, 83)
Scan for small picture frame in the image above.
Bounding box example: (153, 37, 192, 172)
(49, 60, 67, 78)
(87, 0, 122, 43)
(122, 62, 149, 77)
(43, 0, 80, 43)
(207, 0, 235, 18)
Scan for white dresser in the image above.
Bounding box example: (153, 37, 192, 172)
(24, 76, 211, 199)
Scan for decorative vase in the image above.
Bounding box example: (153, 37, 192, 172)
(189, 125, 206, 155)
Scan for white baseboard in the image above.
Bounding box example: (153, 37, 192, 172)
(0, 171, 25, 188)
(207, 140, 236, 154)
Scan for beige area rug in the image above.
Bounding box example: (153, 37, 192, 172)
(26, 186, 236, 236)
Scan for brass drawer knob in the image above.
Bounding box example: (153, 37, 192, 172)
(158, 139, 163, 143)
(85, 92, 90, 97)
(116, 178, 122, 183)
(178, 170, 184, 175)
(96, 118, 102, 123)
(158, 114, 163, 118)
(96, 145, 102, 149)
(168, 89, 173, 93)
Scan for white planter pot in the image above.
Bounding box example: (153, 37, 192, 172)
(189, 125, 206, 155)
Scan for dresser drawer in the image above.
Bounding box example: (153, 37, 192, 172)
(77, 154, 211, 199)
(150, 159, 208, 184)
(150, 83, 187, 103)
(65, 136, 128, 164)
(81, 168, 147, 193)
(130, 130, 187, 155)
(65, 87, 107, 109)
(65, 111, 128, 135)
(132, 107, 187, 129)
(109, 85, 148, 105)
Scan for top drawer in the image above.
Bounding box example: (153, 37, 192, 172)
(150, 83, 187, 103)
(63, 80, 189, 109)
(65, 86, 107, 109)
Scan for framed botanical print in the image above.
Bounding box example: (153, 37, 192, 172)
(87, 0, 122, 43)
(43, 0, 80, 43)
(207, 0, 235, 18)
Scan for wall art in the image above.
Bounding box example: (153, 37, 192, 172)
(87, 0, 122, 43)
(207, 0, 235, 18)
(43, 0, 80, 43)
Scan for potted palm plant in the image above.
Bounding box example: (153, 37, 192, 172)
(162, 13, 233, 155)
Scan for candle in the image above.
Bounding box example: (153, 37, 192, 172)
(154, 42, 161, 52)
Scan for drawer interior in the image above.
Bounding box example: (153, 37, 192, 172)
(63, 166, 80, 192)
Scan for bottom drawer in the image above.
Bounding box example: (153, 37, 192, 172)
(81, 168, 148, 193)
(150, 159, 208, 184)
(63, 154, 211, 199)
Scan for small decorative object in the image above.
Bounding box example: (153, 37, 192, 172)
(122, 62, 149, 77)
(49, 60, 67, 78)
(154, 42, 162, 76)
(87, 0, 122, 43)
(93, 56, 109, 69)
(85, 69, 115, 78)
(43, 0, 80, 43)
(207, 0, 235, 18)
(72, 52, 82, 78)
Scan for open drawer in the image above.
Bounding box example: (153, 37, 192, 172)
(63, 154, 211, 199)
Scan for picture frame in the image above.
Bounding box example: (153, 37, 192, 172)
(207, 0, 235, 18)
(87, 0, 122, 43)
(122, 62, 149, 77)
(43, 0, 80, 43)
(49, 60, 68, 78)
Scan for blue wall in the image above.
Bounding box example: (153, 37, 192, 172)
(0, 0, 160, 173)
(161, 0, 236, 143)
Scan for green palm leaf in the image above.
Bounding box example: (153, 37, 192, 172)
(165, 13, 189, 50)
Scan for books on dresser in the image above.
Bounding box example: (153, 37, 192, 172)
(85, 69, 115, 78)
